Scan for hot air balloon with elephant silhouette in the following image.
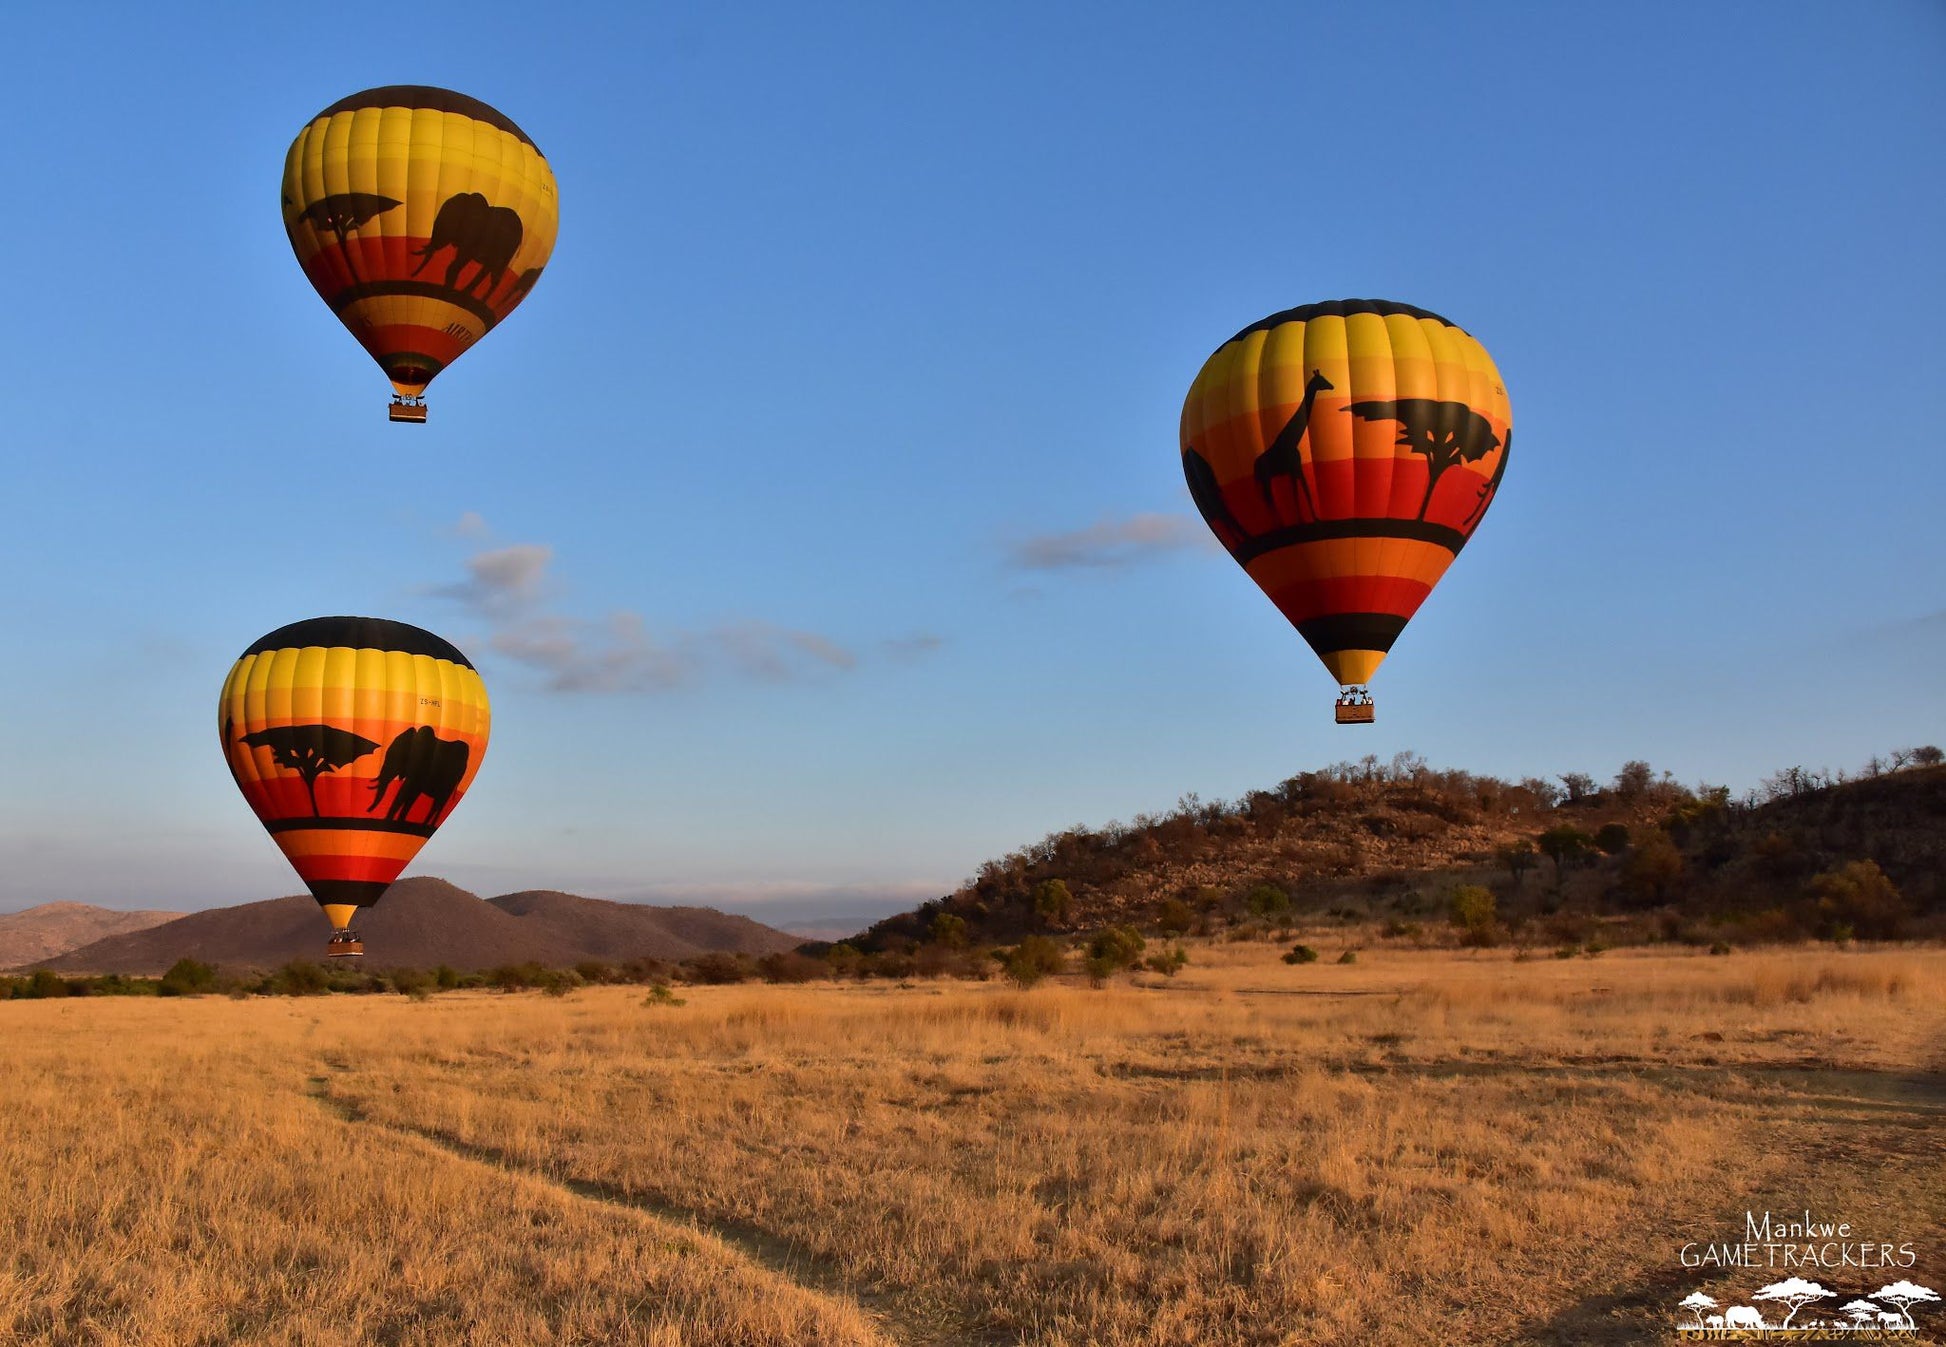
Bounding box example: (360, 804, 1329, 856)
(219, 617, 491, 957)
(1180, 299, 1512, 723)
(281, 86, 558, 422)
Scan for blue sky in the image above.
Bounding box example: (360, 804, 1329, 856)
(1, 2, 1940, 918)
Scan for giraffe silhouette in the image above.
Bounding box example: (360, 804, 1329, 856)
(1254, 370, 1334, 522)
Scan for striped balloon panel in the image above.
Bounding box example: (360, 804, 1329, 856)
(282, 87, 558, 397)
(1180, 300, 1511, 686)
(218, 617, 490, 929)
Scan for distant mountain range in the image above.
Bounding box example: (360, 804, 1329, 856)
(23, 878, 802, 974)
(0, 903, 184, 965)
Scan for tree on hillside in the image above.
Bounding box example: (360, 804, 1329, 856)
(1611, 760, 1655, 800)
(1805, 859, 1907, 940)
(1032, 880, 1073, 928)
(1620, 832, 1684, 903)
(1594, 823, 1632, 855)
(1449, 886, 1496, 946)
(1752, 1277, 1832, 1328)
(1497, 841, 1538, 886)
(1558, 772, 1597, 803)
(1912, 745, 1944, 766)
(1538, 825, 1594, 881)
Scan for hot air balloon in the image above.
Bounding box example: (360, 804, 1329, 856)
(219, 617, 491, 956)
(1180, 300, 1511, 723)
(281, 86, 558, 422)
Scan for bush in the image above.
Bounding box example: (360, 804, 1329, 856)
(1246, 883, 1292, 918)
(823, 943, 863, 977)
(1143, 946, 1189, 977)
(1004, 935, 1067, 988)
(929, 912, 968, 948)
(1337, 949, 1359, 965)
(756, 951, 825, 984)
(1155, 898, 1193, 934)
(642, 981, 686, 1007)
(23, 969, 71, 1000)
(683, 952, 754, 985)
(1282, 944, 1320, 965)
(1031, 880, 1073, 927)
(1449, 885, 1497, 946)
(158, 958, 219, 997)
(1802, 860, 1907, 941)
(1594, 823, 1632, 855)
(1709, 941, 1733, 956)
(268, 961, 329, 996)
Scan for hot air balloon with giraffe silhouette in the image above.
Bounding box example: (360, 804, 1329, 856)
(1180, 299, 1511, 723)
(281, 86, 558, 422)
(219, 617, 491, 957)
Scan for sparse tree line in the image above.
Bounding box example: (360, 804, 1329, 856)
(2, 927, 1193, 1001)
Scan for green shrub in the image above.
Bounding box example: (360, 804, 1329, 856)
(1282, 944, 1320, 965)
(929, 912, 969, 948)
(1246, 884, 1292, 918)
(1595, 823, 1632, 855)
(1143, 946, 1189, 977)
(25, 969, 70, 1000)
(158, 958, 219, 997)
(1337, 949, 1359, 965)
(1803, 860, 1907, 940)
(1449, 885, 1498, 946)
(642, 981, 686, 1007)
(1031, 880, 1074, 927)
(1004, 935, 1067, 988)
(1155, 899, 1193, 934)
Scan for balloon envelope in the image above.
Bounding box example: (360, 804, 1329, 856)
(281, 86, 559, 403)
(1179, 299, 1511, 690)
(219, 617, 491, 931)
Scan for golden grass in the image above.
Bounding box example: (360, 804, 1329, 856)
(5, 945, 1942, 1345)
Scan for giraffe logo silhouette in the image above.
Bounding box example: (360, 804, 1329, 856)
(1253, 370, 1333, 522)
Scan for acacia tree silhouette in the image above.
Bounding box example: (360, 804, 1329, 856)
(1752, 1277, 1833, 1329)
(239, 725, 381, 816)
(1677, 1292, 1718, 1328)
(1873, 1281, 1941, 1329)
(293, 193, 402, 250)
(1343, 398, 1501, 520)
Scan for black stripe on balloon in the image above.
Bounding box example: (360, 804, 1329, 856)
(264, 817, 439, 839)
(240, 617, 476, 669)
(306, 880, 394, 909)
(1225, 298, 1463, 346)
(330, 281, 499, 331)
(1296, 613, 1410, 655)
(313, 86, 539, 149)
(1229, 518, 1469, 565)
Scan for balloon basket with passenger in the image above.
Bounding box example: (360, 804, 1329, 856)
(388, 396, 427, 424)
(326, 930, 365, 959)
(1334, 686, 1375, 724)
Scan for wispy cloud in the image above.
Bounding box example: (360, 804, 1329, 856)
(1008, 512, 1214, 570)
(431, 543, 555, 614)
(446, 510, 492, 540)
(431, 543, 876, 694)
(882, 632, 946, 660)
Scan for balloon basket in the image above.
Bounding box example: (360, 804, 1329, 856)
(326, 933, 365, 959)
(388, 398, 427, 424)
(1334, 687, 1375, 725)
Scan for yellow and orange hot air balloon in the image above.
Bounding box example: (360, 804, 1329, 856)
(281, 86, 558, 422)
(219, 617, 491, 956)
(1180, 300, 1511, 723)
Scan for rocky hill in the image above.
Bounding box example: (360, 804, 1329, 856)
(32, 878, 799, 974)
(853, 754, 1946, 951)
(0, 903, 183, 965)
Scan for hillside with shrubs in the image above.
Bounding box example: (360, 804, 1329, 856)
(854, 746, 1945, 961)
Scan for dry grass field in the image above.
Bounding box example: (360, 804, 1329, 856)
(4, 944, 1942, 1346)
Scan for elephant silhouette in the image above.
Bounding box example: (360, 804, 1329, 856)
(368, 726, 470, 825)
(409, 192, 524, 299)
(503, 265, 546, 305)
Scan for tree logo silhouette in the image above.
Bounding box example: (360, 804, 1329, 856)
(1342, 398, 1501, 521)
(292, 193, 402, 250)
(238, 725, 381, 816)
